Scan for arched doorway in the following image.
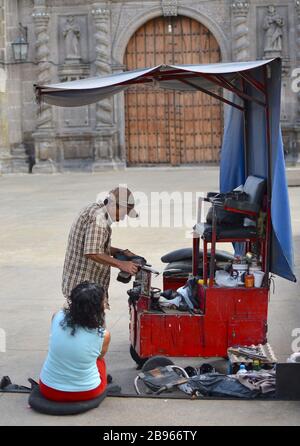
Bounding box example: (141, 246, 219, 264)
(124, 15, 223, 166)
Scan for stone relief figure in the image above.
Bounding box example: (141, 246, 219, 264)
(263, 5, 284, 54)
(63, 16, 81, 60)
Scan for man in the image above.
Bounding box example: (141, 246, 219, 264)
(62, 186, 139, 307)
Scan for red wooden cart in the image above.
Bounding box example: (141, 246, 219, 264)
(36, 58, 295, 367)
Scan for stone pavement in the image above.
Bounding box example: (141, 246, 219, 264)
(0, 167, 299, 426)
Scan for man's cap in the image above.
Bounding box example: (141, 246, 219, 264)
(107, 187, 138, 218)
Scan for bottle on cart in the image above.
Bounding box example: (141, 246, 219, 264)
(252, 359, 260, 371)
(237, 364, 247, 375)
(244, 273, 254, 288)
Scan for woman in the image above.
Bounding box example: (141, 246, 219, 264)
(39, 282, 110, 402)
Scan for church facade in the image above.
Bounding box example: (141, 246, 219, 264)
(0, 0, 299, 173)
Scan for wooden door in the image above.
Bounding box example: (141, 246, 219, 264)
(124, 15, 222, 165)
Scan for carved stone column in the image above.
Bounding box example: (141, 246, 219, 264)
(294, 0, 300, 161)
(91, 3, 119, 171)
(295, 1, 300, 123)
(0, 0, 11, 174)
(0, 1, 28, 173)
(32, 1, 57, 173)
(231, 1, 250, 61)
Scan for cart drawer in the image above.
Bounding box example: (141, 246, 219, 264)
(138, 312, 204, 357)
(228, 319, 268, 346)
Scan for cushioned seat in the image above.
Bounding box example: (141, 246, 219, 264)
(161, 247, 234, 263)
(28, 386, 107, 416)
(163, 260, 204, 277)
(243, 175, 266, 204)
(203, 175, 266, 241)
(202, 224, 257, 241)
(197, 176, 266, 283)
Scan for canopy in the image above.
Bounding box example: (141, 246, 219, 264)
(35, 60, 273, 107)
(35, 58, 296, 282)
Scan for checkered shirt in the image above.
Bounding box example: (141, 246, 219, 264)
(62, 202, 112, 303)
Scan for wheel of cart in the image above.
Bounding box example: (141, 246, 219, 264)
(130, 345, 148, 369)
(130, 345, 174, 370)
(141, 355, 174, 372)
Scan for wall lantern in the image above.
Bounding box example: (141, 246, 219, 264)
(12, 24, 29, 62)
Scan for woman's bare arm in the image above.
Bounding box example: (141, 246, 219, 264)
(98, 330, 111, 359)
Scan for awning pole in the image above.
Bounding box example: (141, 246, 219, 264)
(242, 78, 248, 178)
(263, 64, 272, 280)
(179, 79, 245, 111)
(238, 71, 266, 95)
(213, 74, 266, 107)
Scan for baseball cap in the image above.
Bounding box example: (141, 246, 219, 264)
(107, 187, 138, 218)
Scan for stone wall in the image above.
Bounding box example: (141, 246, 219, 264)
(0, 0, 299, 173)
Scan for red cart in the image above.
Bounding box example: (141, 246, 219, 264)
(128, 188, 269, 363)
(36, 58, 296, 367)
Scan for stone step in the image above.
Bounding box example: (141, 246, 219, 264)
(287, 168, 300, 187)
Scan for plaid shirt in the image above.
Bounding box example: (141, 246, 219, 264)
(62, 202, 112, 303)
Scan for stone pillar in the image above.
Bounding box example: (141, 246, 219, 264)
(0, 0, 28, 174)
(231, 1, 250, 61)
(295, 1, 300, 123)
(294, 0, 300, 162)
(32, 0, 57, 173)
(0, 0, 11, 174)
(296, 0, 300, 61)
(91, 3, 119, 171)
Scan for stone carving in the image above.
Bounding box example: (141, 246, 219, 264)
(296, 0, 300, 58)
(295, 1, 300, 122)
(32, 7, 52, 129)
(263, 5, 284, 55)
(91, 4, 119, 168)
(63, 16, 81, 61)
(91, 6, 113, 128)
(32, 2, 57, 173)
(161, 0, 178, 17)
(231, 1, 250, 61)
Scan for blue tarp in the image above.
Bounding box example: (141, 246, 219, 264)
(220, 58, 296, 282)
(36, 58, 296, 282)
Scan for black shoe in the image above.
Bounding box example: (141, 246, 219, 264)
(106, 384, 121, 395)
(0, 376, 12, 389)
(199, 363, 215, 374)
(107, 374, 113, 384)
(184, 366, 197, 377)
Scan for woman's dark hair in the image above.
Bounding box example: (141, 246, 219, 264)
(61, 282, 105, 335)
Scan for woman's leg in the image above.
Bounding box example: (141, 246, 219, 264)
(96, 358, 107, 394)
(38, 359, 107, 402)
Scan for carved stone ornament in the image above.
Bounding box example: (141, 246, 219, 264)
(231, 1, 250, 61)
(161, 0, 178, 17)
(294, 0, 300, 58)
(231, 2, 249, 17)
(32, 6, 52, 130)
(91, 7, 110, 17)
(91, 3, 112, 128)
